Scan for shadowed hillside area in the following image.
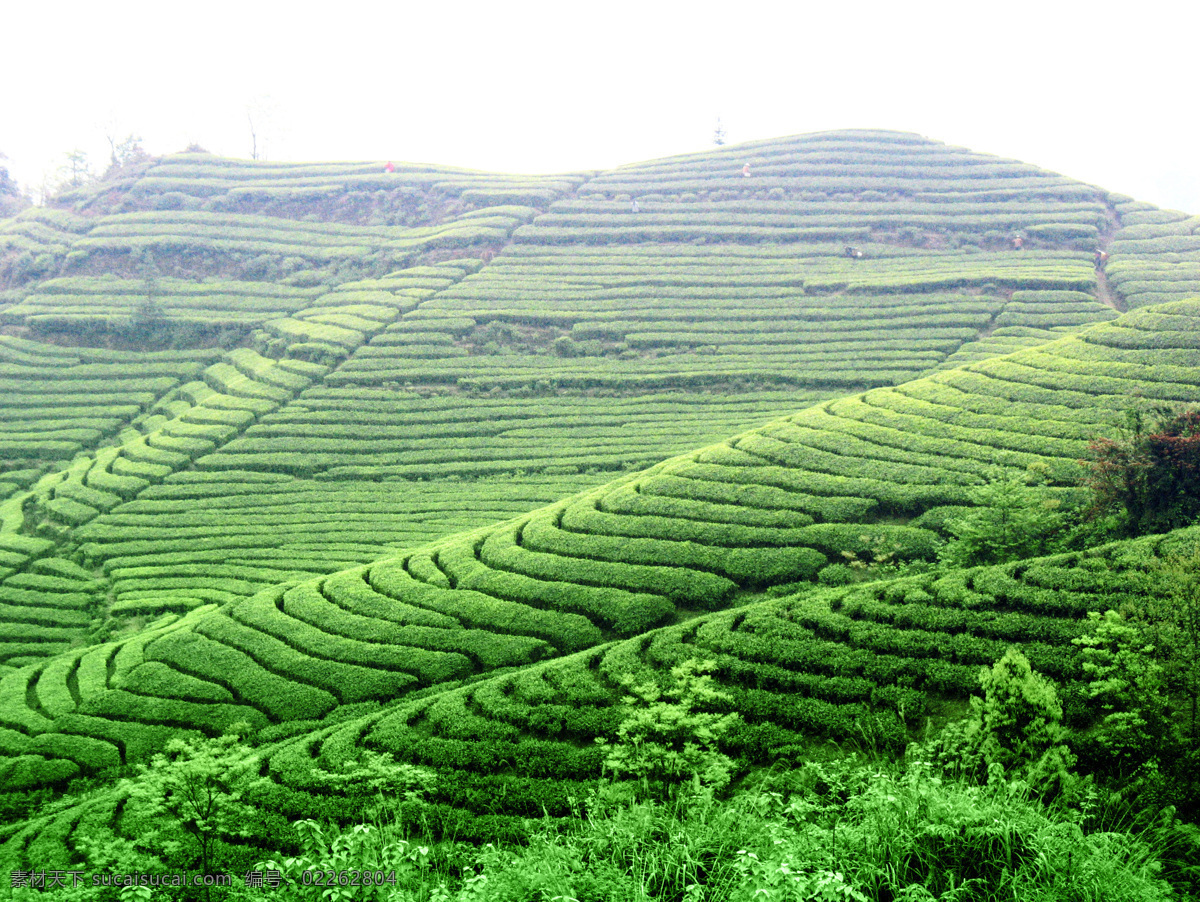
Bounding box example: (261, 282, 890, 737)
(2, 131, 1200, 901)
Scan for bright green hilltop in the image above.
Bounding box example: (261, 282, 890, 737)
(1, 130, 1199, 899)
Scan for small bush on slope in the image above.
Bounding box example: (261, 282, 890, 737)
(119, 723, 268, 901)
(595, 658, 741, 806)
(940, 471, 1068, 568)
(1073, 610, 1170, 774)
(1143, 545, 1200, 740)
(1083, 407, 1200, 537)
(921, 647, 1076, 798)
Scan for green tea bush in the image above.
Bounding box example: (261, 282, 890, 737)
(229, 589, 471, 686)
(321, 569, 459, 629)
(27, 732, 120, 772)
(0, 754, 80, 790)
(282, 582, 547, 671)
(189, 618, 410, 710)
(439, 534, 675, 636)
(367, 560, 603, 652)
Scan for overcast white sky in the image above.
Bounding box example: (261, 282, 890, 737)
(4, 0, 1198, 212)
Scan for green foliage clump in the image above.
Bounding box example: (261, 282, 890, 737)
(251, 821, 434, 902)
(598, 658, 741, 804)
(1084, 406, 1200, 537)
(927, 648, 1075, 794)
(1072, 610, 1169, 770)
(720, 760, 1176, 902)
(1145, 546, 1200, 739)
(242, 756, 438, 901)
(224, 759, 1181, 902)
(119, 723, 268, 894)
(304, 751, 436, 823)
(940, 470, 1065, 568)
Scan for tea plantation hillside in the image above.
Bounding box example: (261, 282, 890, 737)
(2, 132, 1200, 889)
(2, 296, 1199, 798)
(0, 130, 1144, 640)
(227, 522, 1200, 841)
(5, 520, 1199, 864)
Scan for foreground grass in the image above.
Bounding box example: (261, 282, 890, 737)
(226, 762, 1190, 902)
(6, 759, 1197, 901)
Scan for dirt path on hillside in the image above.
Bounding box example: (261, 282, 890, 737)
(1094, 201, 1127, 312)
(1094, 264, 1124, 312)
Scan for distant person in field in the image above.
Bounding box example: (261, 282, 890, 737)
(742, 163, 752, 177)
(630, 199, 640, 213)
(1011, 235, 1024, 250)
(844, 246, 864, 259)
(1095, 249, 1110, 267)
(384, 162, 395, 173)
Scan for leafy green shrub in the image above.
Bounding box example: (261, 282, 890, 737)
(1072, 610, 1169, 773)
(121, 723, 267, 892)
(909, 504, 974, 535)
(940, 472, 1066, 567)
(1084, 406, 1200, 536)
(28, 732, 120, 772)
(817, 563, 858, 586)
(42, 496, 97, 527)
(0, 754, 80, 790)
(597, 658, 741, 804)
(926, 648, 1075, 794)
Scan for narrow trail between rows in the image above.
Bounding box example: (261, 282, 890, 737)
(1095, 200, 1126, 312)
(1094, 264, 1123, 312)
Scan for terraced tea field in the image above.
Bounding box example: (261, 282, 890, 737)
(1105, 196, 1200, 309)
(353, 245, 1094, 393)
(0, 337, 218, 469)
(1, 130, 1198, 871)
(4, 521, 1194, 856)
(2, 295, 1198, 795)
(0, 129, 1132, 637)
(3, 276, 325, 331)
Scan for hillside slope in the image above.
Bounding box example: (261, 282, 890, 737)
(1, 130, 1200, 872)
(6, 520, 1197, 860)
(0, 131, 1137, 646)
(1, 296, 1199, 795)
